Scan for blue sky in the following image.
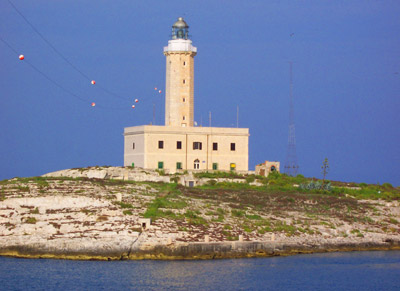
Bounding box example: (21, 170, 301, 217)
(1, 0, 399, 186)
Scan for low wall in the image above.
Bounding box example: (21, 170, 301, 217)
(1, 239, 399, 261)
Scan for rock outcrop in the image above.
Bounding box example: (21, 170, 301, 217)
(0, 167, 399, 260)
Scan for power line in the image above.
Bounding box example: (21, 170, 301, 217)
(7, 0, 130, 101)
(0, 36, 129, 110)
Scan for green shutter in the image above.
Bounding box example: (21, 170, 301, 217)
(158, 161, 164, 169)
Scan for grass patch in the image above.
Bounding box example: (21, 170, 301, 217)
(114, 201, 134, 209)
(193, 171, 245, 179)
(231, 209, 245, 217)
(245, 214, 262, 220)
(30, 207, 40, 214)
(24, 217, 37, 224)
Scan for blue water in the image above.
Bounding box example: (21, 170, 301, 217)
(0, 251, 399, 290)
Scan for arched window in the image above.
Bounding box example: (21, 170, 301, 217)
(194, 159, 200, 170)
(271, 166, 276, 172)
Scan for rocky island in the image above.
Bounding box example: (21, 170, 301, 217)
(0, 167, 399, 260)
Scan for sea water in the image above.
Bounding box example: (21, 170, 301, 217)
(0, 251, 399, 290)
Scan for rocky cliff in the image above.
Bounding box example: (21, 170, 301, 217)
(0, 167, 399, 260)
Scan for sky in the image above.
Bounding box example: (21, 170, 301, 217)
(1, 0, 399, 186)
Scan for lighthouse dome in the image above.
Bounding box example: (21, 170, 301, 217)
(171, 17, 189, 40)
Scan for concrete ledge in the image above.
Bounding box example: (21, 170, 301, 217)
(1, 240, 399, 261)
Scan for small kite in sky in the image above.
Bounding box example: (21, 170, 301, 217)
(19, 55, 24, 60)
(91, 80, 96, 85)
(154, 87, 157, 90)
(159, 90, 162, 93)
(132, 105, 135, 109)
(91, 102, 96, 107)
(135, 99, 139, 103)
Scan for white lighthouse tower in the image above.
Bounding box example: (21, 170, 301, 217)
(124, 17, 249, 172)
(164, 17, 197, 127)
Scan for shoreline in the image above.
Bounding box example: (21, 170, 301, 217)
(1, 239, 399, 261)
(1, 169, 399, 262)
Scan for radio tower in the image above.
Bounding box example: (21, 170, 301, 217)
(284, 61, 299, 176)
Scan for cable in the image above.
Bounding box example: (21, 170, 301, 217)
(0, 36, 129, 110)
(7, 0, 131, 102)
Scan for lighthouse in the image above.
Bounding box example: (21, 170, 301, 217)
(124, 18, 249, 173)
(164, 17, 197, 127)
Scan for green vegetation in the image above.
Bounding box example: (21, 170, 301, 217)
(0, 170, 398, 242)
(96, 215, 108, 222)
(114, 201, 134, 209)
(144, 185, 187, 220)
(30, 207, 40, 214)
(193, 171, 245, 179)
(193, 171, 399, 201)
(24, 217, 37, 224)
(231, 209, 245, 217)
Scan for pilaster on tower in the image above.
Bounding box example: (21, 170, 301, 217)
(163, 17, 197, 127)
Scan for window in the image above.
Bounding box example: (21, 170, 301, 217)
(176, 162, 182, 170)
(183, 98, 186, 102)
(230, 143, 236, 151)
(177, 141, 182, 149)
(230, 163, 236, 171)
(213, 142, 218, 151)
(158, 140, 164, 149)
(183, 116, 186, 120)
(194, 159, 200, 169)
(183, 61, 186, 66)
(193, 142, 202, 150)
(212, 163, 218, 170)
(132, 143, 135, 150)
(158, 161, 164, 169)
(183, 79, 186, 84)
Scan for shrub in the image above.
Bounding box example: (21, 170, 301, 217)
(299, 180, 332, 191)
(382, 183, 393, 189)
(231, 209, 244, 217)
(123, 210, 133, 215)
(115, 201, 134, 209)
(170, 176, 179, 183)
(24, 217, 37, 224)
(30, 207, 40, 214)
(207, 179, 217, 186)
(245, 175, 255, 183)
(245, 214, 262, 220)
(156, 169, 167, 176)
(97, 215, 108, 222)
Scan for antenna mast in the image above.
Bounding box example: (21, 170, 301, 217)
(284, 61, 299, 176)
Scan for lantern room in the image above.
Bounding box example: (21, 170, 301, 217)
(171, 17, 189, 40)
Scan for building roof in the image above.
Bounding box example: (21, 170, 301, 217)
(173, 17, 188, 28)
